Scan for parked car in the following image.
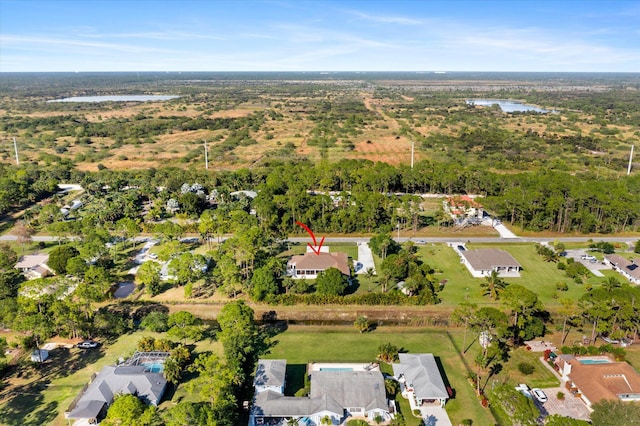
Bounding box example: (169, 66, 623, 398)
(580, 255, 596, 261)
(515, 383, 532, 398)
(532, 388, 548, 403)
(77, 340, 99, 349)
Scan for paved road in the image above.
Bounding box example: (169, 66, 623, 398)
(1, 234, 636, 245)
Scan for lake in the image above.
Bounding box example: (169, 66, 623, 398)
(47, 95, 180, 103)
(466, 99, 549, 113)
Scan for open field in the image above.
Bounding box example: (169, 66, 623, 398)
(2, 75, 638, 173)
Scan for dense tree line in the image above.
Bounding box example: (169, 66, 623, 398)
(4, 157, 638, 236)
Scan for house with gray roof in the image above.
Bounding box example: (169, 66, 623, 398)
(254, 359, 287, 394)
(459, 248, 522, 278)
(604, 254, 640, 285)
(250, 360, 394, 426)
(15, 254, 53, 280)
(65, 365, 167, 424)
(392, 353, 449, 407)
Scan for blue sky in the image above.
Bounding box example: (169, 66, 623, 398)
(1, 0, 639, 72)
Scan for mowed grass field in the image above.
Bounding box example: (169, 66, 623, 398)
(423, 242, 604, 308)
(263, 325, 498, 425)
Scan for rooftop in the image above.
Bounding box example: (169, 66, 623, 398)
(15, 254, 50, 269)
(605, 254, 640, 280)
(288, 252, 350, 275)
(461, 248, 521, 270)
(565, 356, 640, 404)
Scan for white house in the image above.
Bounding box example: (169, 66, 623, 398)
(604, 254, 640, 284)
(249, 361, 394, 426)
(393, 353, 450, 408)
(15, 254, 54, 280)
(458, 248, 522, 278)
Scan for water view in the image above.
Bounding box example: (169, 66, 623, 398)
(47, 95, 180, 103)
(466, 99, 549, 113)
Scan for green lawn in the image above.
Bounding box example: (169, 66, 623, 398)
(493, 348, 560, 389)
(326, 243, 358, 260)
(262, 325, 497, 425)
(424, 242, 603, 308)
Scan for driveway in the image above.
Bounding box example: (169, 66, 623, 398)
(421, 406, 452, 426)
(564, 249, 611, 277)
(535, 386, 591, 422)
(355, 242, 376, 275)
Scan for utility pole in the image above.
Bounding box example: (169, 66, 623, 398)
(204, 140, 208, 170)
(411, 139, 414, 169)
(628, 145, 634, 176)
(12, 137, 19, 165)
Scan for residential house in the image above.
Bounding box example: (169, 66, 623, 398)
(15, 254, 54, 280)
(287, 252, 350, 279)
(392, 353, 449, 407)
(604, 254, 640, 285)
(555, 355, 640, 407)
(443, 195, 484, 226)
(65, 365, 167, 424)
(458, 248, 522, 278)
(249, 361, 394, 426)
(254, 359, 287, 394)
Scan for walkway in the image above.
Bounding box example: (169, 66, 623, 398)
(355, 242, 376, 275)
(404, 388, 452, 426)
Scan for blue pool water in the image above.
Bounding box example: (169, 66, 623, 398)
(143, 363, 165, 373)
(579, 359, 610, 365)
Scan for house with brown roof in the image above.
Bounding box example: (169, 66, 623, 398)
(604, 254, 640, 285)
(555, 355, 640, 407)
(458, 247, 522, 278)
(287, 252, 350, 279)
(15, 254, 54, 280)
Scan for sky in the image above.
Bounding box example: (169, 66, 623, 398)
(1, 0, 639, 72)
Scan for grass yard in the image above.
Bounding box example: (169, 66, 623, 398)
(493, 347, 560, 389)
(326, 243, 358, 260)
(425, 242, 598, 308)
(262, 325, 497, 425)
(0, 330, 221, 426)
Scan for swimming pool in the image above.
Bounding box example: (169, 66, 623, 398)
(579, 359, 611, 365)
(143, 362, 165, 373)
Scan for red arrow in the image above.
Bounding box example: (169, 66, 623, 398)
(295, 221, 325, 255)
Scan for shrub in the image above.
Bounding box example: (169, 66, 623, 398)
(556, 281, 569, 291)
(413, 409, 421, 416)
(517, 362, 535, 375)
(557, 391, 565, 400)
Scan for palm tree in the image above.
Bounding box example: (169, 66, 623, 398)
(480, 271, 507, 300)
(602, 276, 621, 292)
(365, 267, 375, 292)
(286, 418, 300, 426)
(378, 273, 392, 293)
(320, 415, 332, 425)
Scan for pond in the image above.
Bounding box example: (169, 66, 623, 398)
(466, 99, 549, 113)
(47, 95, 180, 103)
